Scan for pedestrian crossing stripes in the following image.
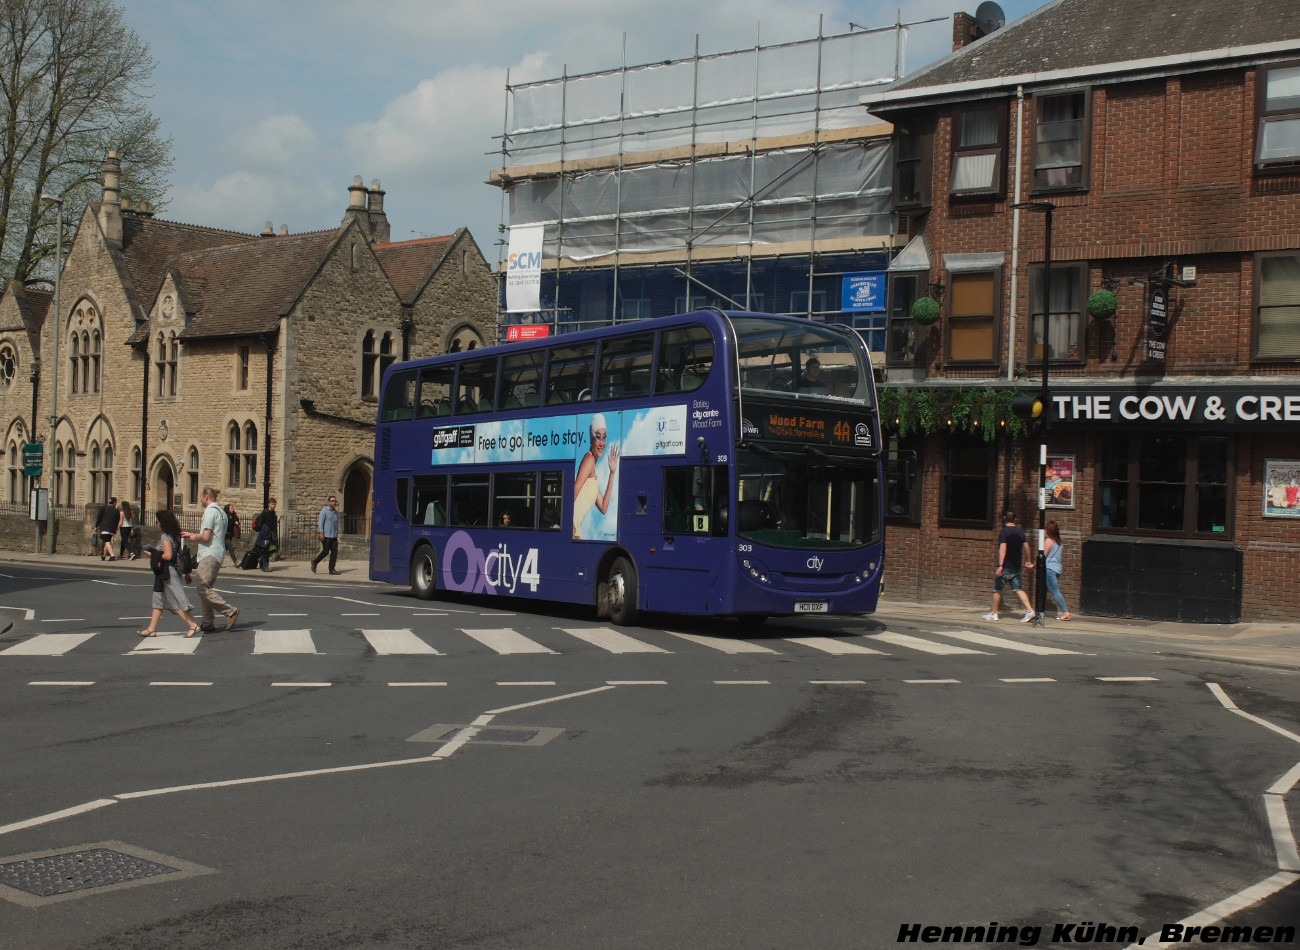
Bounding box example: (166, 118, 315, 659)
(1, 625, 1086, 660)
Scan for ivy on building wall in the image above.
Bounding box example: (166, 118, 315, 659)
(878, 387, 1036, 441)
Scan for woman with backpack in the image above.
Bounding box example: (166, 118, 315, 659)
(138, 509, 201, 638)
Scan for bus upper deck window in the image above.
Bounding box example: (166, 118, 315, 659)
(457, 357, 497, 414)
(599, 333, 655, 399)
(500, 350, 545, 409)
(655, 326, 714, 394)
(546, 344, 597, 406)
(417, 365, 454, 418)
(381, 370, 417, 421)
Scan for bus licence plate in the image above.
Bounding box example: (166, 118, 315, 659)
(795, 601, 829, 613)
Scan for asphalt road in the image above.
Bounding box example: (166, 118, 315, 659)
(1, 560, 1298, 949)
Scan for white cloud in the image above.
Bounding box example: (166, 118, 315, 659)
(168, 171, 336, 234)
(229, 114, 319, 171)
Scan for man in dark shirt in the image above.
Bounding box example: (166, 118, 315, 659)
(983, 509, 1036, 623)
(253, 498, 279, 572)
(96, 497, 120, 560)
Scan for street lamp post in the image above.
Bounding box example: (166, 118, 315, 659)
(1013, 200, 1054, 628)
(40, 193, 63, 554)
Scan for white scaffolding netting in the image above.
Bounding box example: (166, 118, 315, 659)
(505, 30, 900, 166)
(501, 29, 901, 262)
(508, 141, 892, 260)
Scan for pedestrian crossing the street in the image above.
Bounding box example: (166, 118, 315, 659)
(0, 623, 1086, 661)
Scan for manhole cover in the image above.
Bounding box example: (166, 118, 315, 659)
(0, 842, 215, 907)
(0, 847, 177, 897)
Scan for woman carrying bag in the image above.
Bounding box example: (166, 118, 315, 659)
(139, 509, 202, 638)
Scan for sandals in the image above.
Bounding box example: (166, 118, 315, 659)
(137, 629, 157, 637)
(1060, 613, 1072, 621)
(185, 625, 202, 638)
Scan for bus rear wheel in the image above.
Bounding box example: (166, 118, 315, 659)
(410, 545, 438, 600)
(607, 556, 639, 626)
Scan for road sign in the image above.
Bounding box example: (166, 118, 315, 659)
(22, 442, 42, 477)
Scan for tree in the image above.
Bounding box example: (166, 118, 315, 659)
(0, 0, 172, 286)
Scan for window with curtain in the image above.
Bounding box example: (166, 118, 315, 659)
(1256, 251, 1300, 358)
(1256, 61, 1300, 171)
(946, 270, 1000, 363)
(1033, 92, 1088, 190)
(950, 104, 1006, 197)
(1029, 263, 1086, 363)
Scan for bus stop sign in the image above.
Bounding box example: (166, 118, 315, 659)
(22, 442, 42, 477)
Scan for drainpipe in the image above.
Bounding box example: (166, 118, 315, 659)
(263, 336, 276, 509)
(1008, 84, 1026, 381)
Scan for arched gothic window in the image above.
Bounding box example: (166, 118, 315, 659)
(225, 422, 258, 488)
(70, 334, 80, 394)
(131, 446, 143, 503)
(91, 330, 101, 393)
(361, 329, 397, 399)
(0, 343, 16, 387)
(55, 440, 75, 507)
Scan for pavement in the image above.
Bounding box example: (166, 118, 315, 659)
(6, 549, 1300, 670)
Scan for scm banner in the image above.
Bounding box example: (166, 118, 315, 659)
(505, 224, 544, 313)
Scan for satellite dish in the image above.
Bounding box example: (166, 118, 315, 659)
(975, 0, 1005, 34)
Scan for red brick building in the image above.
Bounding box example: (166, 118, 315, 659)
(865, 0, 1300, 622)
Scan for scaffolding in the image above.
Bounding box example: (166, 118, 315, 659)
(492, 16, 939, 331)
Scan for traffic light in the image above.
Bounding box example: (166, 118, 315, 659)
(1010, 393, 1045, 421)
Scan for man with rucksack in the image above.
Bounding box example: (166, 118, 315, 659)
(181, 486, 240, 632)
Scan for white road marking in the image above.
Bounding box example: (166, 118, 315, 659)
(0, 606, 37, 620)
(461, 627, 555, 655)
(1096, 676, 1158, 682)
(1000, 678, 1057, 683)
(667, 632, 779, 654)
(270, 682, 331, 688)
(129, 634, 202, 655)
(485, 684, 617, 715)
(149, 681, 213, 687)
(28, 681, 94, 686)
(904, 679, 961, 684)
(388, 682, 447, 687)
(40, 618, 84, 623)
(0, 799, 118, 837)
(869, 631, 988, 655)
(714, 680, 771, 685)
(559, 626, 670, 654)
(342, 613, 380, 616)
(268, 612, 308, 617)
(606, 680, 667, 685)
(931, 629, 1081, 655)
(1, 633, 96, 656)
(810, 680, 867, 685)
(362, 629, 441, 655)
(497, 681, 557, 686)
(254, 629, 318, 654)
(785, 636, 886, 655)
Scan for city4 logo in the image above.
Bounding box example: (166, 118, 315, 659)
(440, 530, 540, 595)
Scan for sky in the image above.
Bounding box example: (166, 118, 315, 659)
(118, 0, 1045, 261)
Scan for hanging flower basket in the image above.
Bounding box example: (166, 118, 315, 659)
(1086, 289, 1117, 320)
(911, 296, 941, 325)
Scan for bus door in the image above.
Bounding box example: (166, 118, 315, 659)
(643, 465, 729, 612)
(376, 471, 413, 578)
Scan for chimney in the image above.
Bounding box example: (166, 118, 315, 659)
(367, 179, 390, 243)
(953, 11, 982, 50)
(261, 220, 275, 238)
(342, 175, 369, 235)
(279, 224, 289, 236)
(98, 150, 123, 248)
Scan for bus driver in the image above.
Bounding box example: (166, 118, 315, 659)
(574, 413, 620, 539)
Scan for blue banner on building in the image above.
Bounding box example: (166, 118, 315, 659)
(841, 271, 886, 312)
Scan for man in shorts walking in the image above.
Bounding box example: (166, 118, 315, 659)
(983, 509, 1036, 623)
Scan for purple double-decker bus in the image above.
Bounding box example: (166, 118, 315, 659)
(369, 310, 883, 624)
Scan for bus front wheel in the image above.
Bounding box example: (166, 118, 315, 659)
(411, 546, 438, 600)
(607, 556, 640, 626)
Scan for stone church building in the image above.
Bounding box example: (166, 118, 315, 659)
(0, 152, 496, 550)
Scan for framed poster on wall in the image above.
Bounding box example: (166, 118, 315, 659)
(1264, 459, 1300, 518)
(1045, 456, 1075, 509)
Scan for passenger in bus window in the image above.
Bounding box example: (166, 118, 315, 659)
(499, 511, 512, 527)
(574, 413, 620, 540)
(798, 357, 828, 394)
